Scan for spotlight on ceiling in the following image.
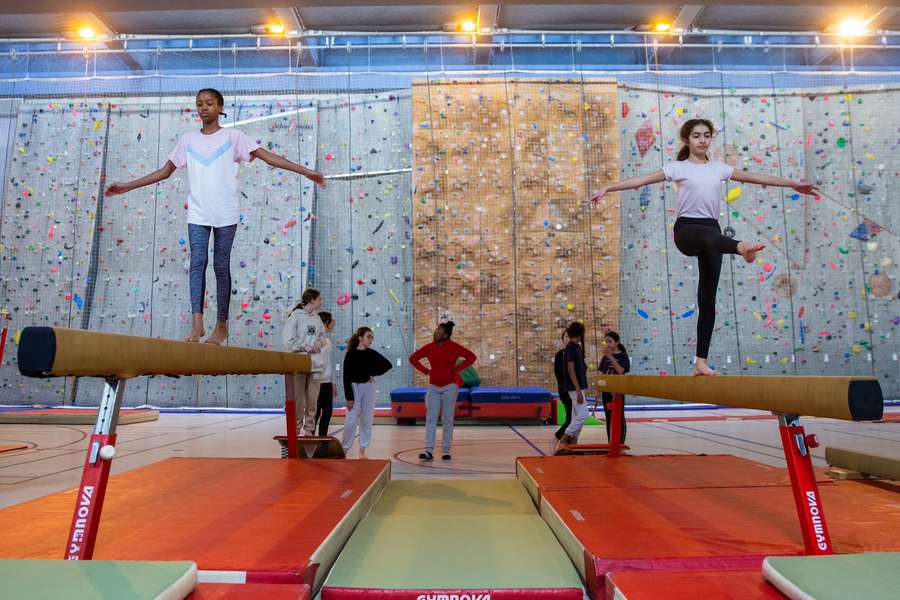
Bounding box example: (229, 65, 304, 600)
(837, 17, 868, 37)
(653, 21, 673, 33)
(461, 19, 478, 33)
(77, 26, 96, 40)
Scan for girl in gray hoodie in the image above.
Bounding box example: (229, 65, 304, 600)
(282, 288, 327, 436)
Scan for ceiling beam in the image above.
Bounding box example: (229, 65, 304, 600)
(272, 6, 318, 67)
(3, 0, 876, 15)
(474, 4, 499, 65)
(672, 5, 705, 33)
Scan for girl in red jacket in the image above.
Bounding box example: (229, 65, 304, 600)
(409, 321, 477, 461)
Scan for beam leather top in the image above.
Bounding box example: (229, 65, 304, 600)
(17, 326, 311, 379)
(596, 374, 883, 422)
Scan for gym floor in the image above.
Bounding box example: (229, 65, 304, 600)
(2, 407, 899, 509)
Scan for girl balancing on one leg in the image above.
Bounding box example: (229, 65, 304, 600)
(105, 88, 326, 345)
(590, 118, 818, 376)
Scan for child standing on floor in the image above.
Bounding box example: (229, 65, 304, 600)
(342, 327, 393, 458)
(105, 88, 326, 345)
(559, 321, 590, 447)
(409, 320, 477, 462)
(599, 331, 630, 444)
(553, 329, 572, 444)
(314, 311, 337, 436)
(282, 289, 326, 436)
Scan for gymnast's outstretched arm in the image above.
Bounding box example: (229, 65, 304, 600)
(589, 169, 665, 205)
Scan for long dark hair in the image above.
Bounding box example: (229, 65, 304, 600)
(347, 326, 373, 352)
(676, 118, 715, 161)
(605, 330, 627, 354)
(319, 311, 333, 327)
(196, 88, 226, 117)
(566, 321, 586, 353)
(291, 288, 320, 314)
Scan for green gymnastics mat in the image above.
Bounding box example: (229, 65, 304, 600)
(322, 480, 583, 596)
(1, 560, 197, 600)
(763, 553, 900, 600)
(367, 479, 536, 516)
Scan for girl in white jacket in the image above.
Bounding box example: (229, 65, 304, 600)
(282, 288, 326, 436)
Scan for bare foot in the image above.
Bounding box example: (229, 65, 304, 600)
(358, 448, 367, 459)
(737, 241, 766, 264)
(693, 358, 720, 377)
(205, 321, 228, 345)
(185, 314, 204, 342)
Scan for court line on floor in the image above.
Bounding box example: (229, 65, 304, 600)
(820, 428, 900, 443)
(646, 422, 809, 465)
(507, 425, 545, 456)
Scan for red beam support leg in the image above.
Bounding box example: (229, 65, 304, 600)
(65, 377, 125, 560)
(607, 393, 624, 458)
(284, 374, 298, 459)
(777, 413, 832, 555)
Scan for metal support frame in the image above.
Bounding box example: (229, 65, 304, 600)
(284, 374, 298, 459)
(65, 377, 126, 560)
(777, 413, 832, 555)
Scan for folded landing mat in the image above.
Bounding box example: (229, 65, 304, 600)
(763, 553, 900, 600)
(187, 583, 311, 599)
(540, 480, 900, 598)
(0, 407, 159, 425)
(0, 458, 390, 591)
(367, 480, 536, 516)
(321, 515, 584, 599)
(2, 559, 197, 600)
(606, 569, 786, 600)
(516, 454, 826, 505)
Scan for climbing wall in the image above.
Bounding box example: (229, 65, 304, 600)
(615, 82, 899, 393)
(411, 78, 620, 386)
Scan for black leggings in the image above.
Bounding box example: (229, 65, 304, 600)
(673, 218, 740, 359)
(315, 382, 334, 437)
(555, 386, 572, 440)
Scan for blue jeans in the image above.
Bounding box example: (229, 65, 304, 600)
(188, 223, 237, 321)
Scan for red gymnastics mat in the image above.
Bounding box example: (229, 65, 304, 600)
(0, 458, 390, 591)
(605, 570, 785, 600)
(516, 454, 830, 504)
(541, 480, 900, 598)
(188, 583, 311, 599)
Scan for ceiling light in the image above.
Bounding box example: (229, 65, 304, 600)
(837, 17, 868, 37)
(77, 26, 96, 40)
(462, 20, 478, 33)
(268, 22, 285, 35)
(653, 22, 672, 33)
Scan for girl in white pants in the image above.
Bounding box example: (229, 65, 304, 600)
(341, 327, 393, 458)
(560, 321, 589, 446)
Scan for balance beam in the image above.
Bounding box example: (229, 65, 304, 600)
(16, 326, 314, 560)
(17, 326, 310, 379)
(596, 375, 882, 422)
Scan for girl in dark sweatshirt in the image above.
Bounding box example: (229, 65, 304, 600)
(341, 326, 392, 458)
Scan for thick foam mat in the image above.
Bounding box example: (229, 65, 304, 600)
(606, 569, 785, 599)
(321, 480, 583, 599)
(188, 583, 311, 599)
(541, 480, 900, 597)
(367, 479, 536, 516)
(0, 407, 159, 425)
(516, 454, 827, 504)
(763, 552, 900, 600)
(0, 458, 390, 589)
(321, 515, 583, 598)
(2, 559, 197, 600)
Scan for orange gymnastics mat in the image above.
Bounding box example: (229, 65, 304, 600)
(516, 454, 830, 503)
(605, 570, 785, 600)
(0, 458, 390, 590)
(541, 480, 900, 598)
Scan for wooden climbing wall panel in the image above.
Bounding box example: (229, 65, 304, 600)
(412, 79, 620, 386)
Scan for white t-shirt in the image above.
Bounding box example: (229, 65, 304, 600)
(662, 160, 734, 220)
(168, 128, 260, 227)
